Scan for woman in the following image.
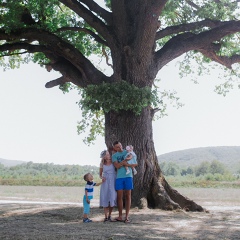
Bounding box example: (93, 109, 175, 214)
(99, 150, 117, 222)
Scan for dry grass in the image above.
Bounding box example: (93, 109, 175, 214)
(0, 186, 240, 240)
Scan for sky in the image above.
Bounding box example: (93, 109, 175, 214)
(1, 58, 240, 167)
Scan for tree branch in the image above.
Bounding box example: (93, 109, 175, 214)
(156, 19, 224, 40)
(45, 76, 67, 88)
(154, 20, 240, 71)
(199, 47, 240, 69)
(58, 0, 114, 44)
(56, 27, 108, 46)
(0, 42, 49, 54)
(0, 28, 110, 87)
(78, 0, 112, 24)
(102, 46, 113, 68)
(185, 0, 200, 10)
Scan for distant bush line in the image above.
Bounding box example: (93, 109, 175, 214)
(0, 160, 239, 188)
(161, 160, 240, 188)
(0, 161, 101, 186)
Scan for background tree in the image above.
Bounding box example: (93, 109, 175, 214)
(1, 0, 240, 211)
(209, 160, 226, 175)
(195, 161, 211, 177)
(161, 162, 180, 176)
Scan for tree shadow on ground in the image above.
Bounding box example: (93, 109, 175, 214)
(0, 203, 239, 240)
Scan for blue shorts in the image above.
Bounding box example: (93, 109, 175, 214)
(115, 177, 133, 190)
(83, 195, 93, 214)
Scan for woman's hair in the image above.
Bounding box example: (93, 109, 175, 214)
(101, 157, 106, 165)
(100, 150, 108, 165)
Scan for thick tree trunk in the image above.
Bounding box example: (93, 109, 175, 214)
(105, 108, 204, 212)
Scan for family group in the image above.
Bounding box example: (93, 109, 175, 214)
(82, 141, 138, 223)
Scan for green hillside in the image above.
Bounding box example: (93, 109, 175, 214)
(157, 146, 240, 173)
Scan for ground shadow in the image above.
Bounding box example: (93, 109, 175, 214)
(0, 203, 240, 240)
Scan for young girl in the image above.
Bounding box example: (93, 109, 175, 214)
(99, 150, 117, 222)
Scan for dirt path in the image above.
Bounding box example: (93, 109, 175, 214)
(1, 201, 240, 240)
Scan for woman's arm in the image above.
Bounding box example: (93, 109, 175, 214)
(99, 167, 103, 178)
(99, 167, 106, 182)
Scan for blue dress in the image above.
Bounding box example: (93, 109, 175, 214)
(100, 163, 117, 207)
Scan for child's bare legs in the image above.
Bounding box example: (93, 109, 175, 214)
(125, 166, 130, 174)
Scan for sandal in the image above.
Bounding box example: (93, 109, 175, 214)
(114, 217, 123, 222)
(104, 217, 108, 222)
(108, 216, 117, 222)
(124, 218, 131, 223)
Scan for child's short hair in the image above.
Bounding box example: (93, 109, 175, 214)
(83, 173, 90, 181)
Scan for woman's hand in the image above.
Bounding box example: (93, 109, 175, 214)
(102, 177, 106, 182)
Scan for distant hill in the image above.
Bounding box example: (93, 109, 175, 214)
(157, 146, 240, 173)
(0, 158, 26, 167)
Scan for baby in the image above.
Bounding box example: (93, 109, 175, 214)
(124, 145, 137, 175)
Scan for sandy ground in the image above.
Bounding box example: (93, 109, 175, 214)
(1, 200, 240, 240)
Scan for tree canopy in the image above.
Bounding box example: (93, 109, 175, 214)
(1, 1, 240, 116)
(1, 0, 240, 210)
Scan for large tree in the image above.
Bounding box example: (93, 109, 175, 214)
(1, 0, 240, 211)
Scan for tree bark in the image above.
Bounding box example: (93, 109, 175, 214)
(105, 108, 204, 212)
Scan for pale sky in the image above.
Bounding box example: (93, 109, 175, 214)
(1, 59, 240, 167)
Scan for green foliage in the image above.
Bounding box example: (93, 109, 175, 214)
(59, 82, 75, 93)
(204, 172, 236, 181)
(79, 81, 160, 115)
(76, 81, 165, 144)
(0, 0, 100, 69)
(158, 1, 240, 93)
(1, 0, 240, 146)
(77, 109, 105, 145)
(181, 166, 194, 176)
(158, 146, 240, 174)
(76, 80, 184, 144)
(160, 159, 235, 179)
(209, 160, 227, 175)
(195, 161, 210, 177)
(160, 158, 240, 188)
(166, 174, 240, 188)
(160, 162, 180, 176)
(0, 161, 101, 186)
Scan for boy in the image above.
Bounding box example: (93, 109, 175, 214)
(83, 172, 102, 223)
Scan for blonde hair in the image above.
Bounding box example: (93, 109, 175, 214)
(100, 150, 111, 165)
